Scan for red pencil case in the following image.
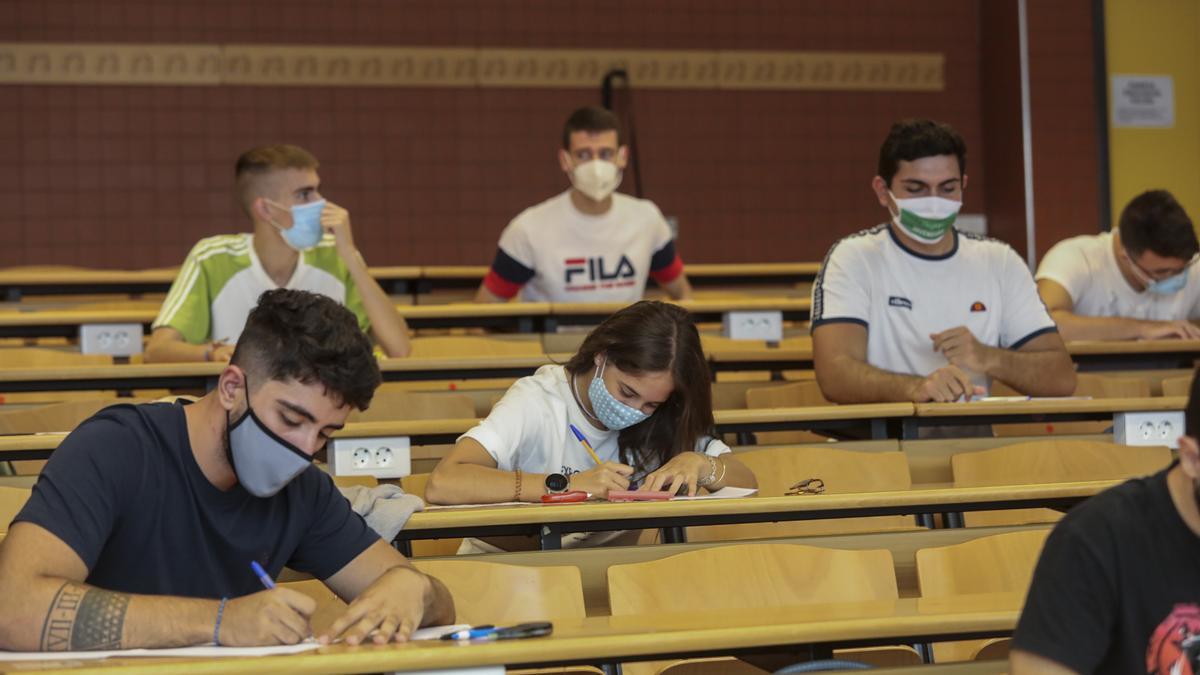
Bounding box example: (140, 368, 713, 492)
(540, 490, 589, 503)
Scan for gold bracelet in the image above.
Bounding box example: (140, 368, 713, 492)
(514, 469, 523, 501)
(713, 456, 728, 486)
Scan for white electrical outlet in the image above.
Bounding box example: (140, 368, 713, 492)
(330, 436, 411, 479)
(1114, 411, 1185, 448)
(722, 311, 783, 341)
(79, 323, 144, 357)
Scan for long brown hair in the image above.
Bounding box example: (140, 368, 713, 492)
(564, 301, 713, 472)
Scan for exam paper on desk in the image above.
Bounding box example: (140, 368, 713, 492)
(0, 624, 470, 661)
(425, 486, 758, 509)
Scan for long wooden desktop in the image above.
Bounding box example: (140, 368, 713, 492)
(0, 592, 1021, 674)
(395, 480, 1113, 552)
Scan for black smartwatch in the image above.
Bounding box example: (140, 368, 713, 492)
(544, 473, 569, 494)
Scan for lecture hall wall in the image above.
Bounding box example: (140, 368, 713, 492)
(1, 0, 1100, 269)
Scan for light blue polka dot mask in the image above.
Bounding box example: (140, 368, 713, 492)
(588, 358, 650, 430)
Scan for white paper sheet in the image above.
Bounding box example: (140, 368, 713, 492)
(674, 486, 758, 500)
(0, 624, 471, 662)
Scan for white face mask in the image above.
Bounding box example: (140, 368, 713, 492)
(888, 191, 962, 244)
(570, 160, 622, 202)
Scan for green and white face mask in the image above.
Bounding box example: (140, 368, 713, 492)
(888, 191, 962, 244)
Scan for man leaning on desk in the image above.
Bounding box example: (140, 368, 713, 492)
(810, 118, 1076, 403)
(1036, 189, 1200, 342)
(146, 144, 411, 363)
(0, 289, 454, 651)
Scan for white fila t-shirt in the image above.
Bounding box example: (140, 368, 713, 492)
(460, 364, 729, 548)
(811, 225, 1058, 393)
(1036, 230, 1200, 321)
(482, 191, 683, 303)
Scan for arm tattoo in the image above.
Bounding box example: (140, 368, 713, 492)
(39, 582, 130, 651)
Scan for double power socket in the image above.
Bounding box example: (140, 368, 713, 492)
(329, 436, 411, 479)
(79, 323, 144, 357)
(1114, 411, 1185, 449)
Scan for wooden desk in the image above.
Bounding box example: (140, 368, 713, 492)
(0, 417, 481, 462)
(547, 297, 812, 331)
(1067, 338, 1200, 371)
(0, 356, 556, 394)
(0, 593, 1021, 674)
(708, 338, 1200, 376)
(705, 334, 814, 373)
(715, 403, 911, 440)
(0, 267, 423, 301)
(413, 263, 823, 295)
(907, 396, 1186, 439)
(398, 481, 1111, 551)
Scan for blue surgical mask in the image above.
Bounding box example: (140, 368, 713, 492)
(1146, 269, 1188, 295)
(268, 199, 326, 251)
(226, 381, 313, 497)
(588, 358, 650, 431)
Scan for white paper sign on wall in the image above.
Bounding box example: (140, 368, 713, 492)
(1111, 75, 1174, 128)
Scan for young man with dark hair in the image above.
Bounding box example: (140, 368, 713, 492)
(811, 119, 1075, 403)
(147, 144, 410, 363)
(475, 106, 692, 303)
(0, 289, 453, 651)
(1010, 371, 1200, 674)
(1036, 189, 1200, 341)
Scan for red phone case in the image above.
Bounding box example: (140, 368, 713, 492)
(606, 490, 673, 502)
(540, 490, 589, 504)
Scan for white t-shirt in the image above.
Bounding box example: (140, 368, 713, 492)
(1035, 230, 1200, 321)
(460, 364, 730, 548)
(483, 190, 682, 303)
(811, 225, 1058, 392)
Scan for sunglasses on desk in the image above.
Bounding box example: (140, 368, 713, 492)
(786, 478, 825, 496)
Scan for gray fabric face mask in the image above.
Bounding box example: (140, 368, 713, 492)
(227, 396, 312, 498)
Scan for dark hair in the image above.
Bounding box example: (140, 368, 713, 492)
(232, 289, 381, 411)
(877, 119, 967, 186)
(1117, 190, 1198, 260)
(562, 106, 624, 149)
(564, 301, 712, 472)
(234, 144, 319, 214)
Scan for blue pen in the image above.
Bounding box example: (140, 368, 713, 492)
(568, 423, 604, 466)
(441, 625, 496, 641)
(250, 560, 276, 590)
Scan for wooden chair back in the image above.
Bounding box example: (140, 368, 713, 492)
(744, 381, 829, 444)
(916, 529, 1051, 663)
(952, 439, 1171, 526)
(348, 390, 476, 423)
(992, 373, 1150, 436)
(608, 543, 915, 673)
(407, 336, 546, 358)
(688, 446, 915, 541)
(412, 559, 586, 624)
(1163, 374, 1193, 398)
(0, 348, 113, 368)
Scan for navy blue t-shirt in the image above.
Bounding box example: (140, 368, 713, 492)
(14, 402, 378, 599)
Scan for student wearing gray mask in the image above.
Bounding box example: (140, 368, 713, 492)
(0, 289, 454, 651)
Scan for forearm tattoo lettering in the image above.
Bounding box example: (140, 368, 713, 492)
(39, 582, 130, 651)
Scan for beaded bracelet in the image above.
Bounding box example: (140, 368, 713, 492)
(213, 597, 228, 645)
(697, 455, 719, 487)
(513, 469, 523, 501)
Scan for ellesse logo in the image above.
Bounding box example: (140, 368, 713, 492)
(970, 301, 987, 312)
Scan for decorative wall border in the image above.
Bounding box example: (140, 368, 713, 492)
(0, 43, 944, 91)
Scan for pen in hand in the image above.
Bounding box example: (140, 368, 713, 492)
(568, 424, 604, 466)
(250, 560, 276, 590)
